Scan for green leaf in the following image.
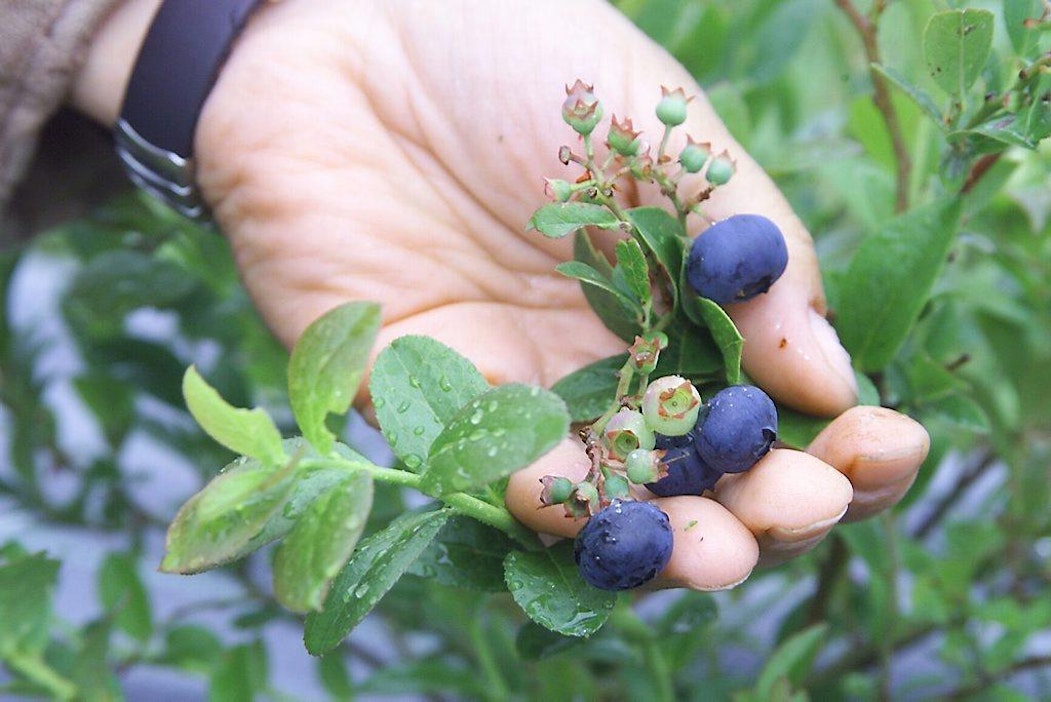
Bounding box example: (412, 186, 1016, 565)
(624, 206, 687, 310)
(71, 620, 122, 701)
(515, 621, 586, 661)
(655, 320, 724, 381)
(551, 354, 628, 422)
(923, 392, 990, 432)
(856, 369, 881, 407)
(407, 516, 517, 591)
(162, 626, 223, 672)
(98, 553, 152, 642)
(304, 508, 451, 655)
(369, 335, 489, 472)
(317, 653, 354, 701)
(923, 9, 994, 97)
(183, 366, 285, 466)
(573, 230, 644, 341)
(288, 301, 381, 454)
(0, 550, 59, 656)
(504, 544, 615, 637)
(209, 641, 268, 702)
(160, 455, 297, 574)
(528, 202, 622, 239)
(834, 198, 962, 372)
(556, 261, 644, 319)
(62, 249, 198, 338)
(1004, 0, 1044, 55)
(614, 238, 652, 308)
(162, 439, 363, 574)
(773, 406, 831, 450)
(755, 624, 828, 698)
(955, 115, 1039, 150)
(422, 384, 569, 496)
(870, 63, 944, 125)
(690, 296, 744, 385)
(273, 470, 374, 613)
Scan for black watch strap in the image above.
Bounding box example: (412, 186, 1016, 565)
(115, 0, 266, 221)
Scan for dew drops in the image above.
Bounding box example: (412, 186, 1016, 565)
(373, 397, 386, 409)
(412, 426, 426, 436)
(485, 446, 499, 458)
(438, 376, 453, 392)
(396, 401, 411, 414)
(404, 454, 423, 469)
(487, 400, 499, 412)
(469, 408, 485, 425)
(386, 430, 399, 447)
(408, 375, 422, 389)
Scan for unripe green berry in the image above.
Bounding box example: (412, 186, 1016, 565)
(567, 481, 600, 518)
(642, 375, 702, 436)
(540, 475, 574, 506)
(603, 408, 656, 461)
(656, 87, 690, 127)
(563, 80, 604, 136)
(625, 448, 662, 484)
(607, 116, 642, 157)
(679, 142, 710, 173)
(706, 156, 735, 186)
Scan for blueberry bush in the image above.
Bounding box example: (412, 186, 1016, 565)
(2, 0, 1050, 699)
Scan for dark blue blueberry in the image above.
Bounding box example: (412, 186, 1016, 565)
(685, 214, 789, 305)
(645, 430, 722, 496)
(695, 385, 777, 474)
(574, 499, 673, 591)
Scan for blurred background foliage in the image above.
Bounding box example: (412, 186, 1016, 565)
(2, 0, 1049, 699)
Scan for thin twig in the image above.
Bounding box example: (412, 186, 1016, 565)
(911, 447, 996, 540)
(833, 0, 912, 212)
(944, 654, 1051, 700)
(805, 534, 848, 626)
(961, 153, 1004, 195)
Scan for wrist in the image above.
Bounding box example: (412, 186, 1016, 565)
(69, 0, 162, 127)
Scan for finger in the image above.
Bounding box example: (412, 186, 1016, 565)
(713, 448, 853, 567)
(806, 405, 930, 522)
(583, 35, 860, 416)
(505, 437, 759, 590)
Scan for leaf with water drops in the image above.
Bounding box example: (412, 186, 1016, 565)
(407, 516, 516, 591)
(273, 469, 374, 613)
(304, 507, 451, 655)
(421, 384, 570, 496)
(288, 301, 381, 455)
(504, 543, 615, 637)
(182, 365, 285, 466)
(161, 455, 298, 574)
(369, 335, 490, 472)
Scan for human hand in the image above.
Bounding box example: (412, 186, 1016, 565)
(186, 0, 929, 589)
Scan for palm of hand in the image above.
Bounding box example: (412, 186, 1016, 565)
(193, 0, 929, 590)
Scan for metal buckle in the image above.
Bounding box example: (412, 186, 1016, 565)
(115, 118, 211, 222)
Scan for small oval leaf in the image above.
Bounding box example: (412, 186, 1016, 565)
(504, 544, 616, 638)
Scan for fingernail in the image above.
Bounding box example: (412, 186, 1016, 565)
(808, 308, 858, 408)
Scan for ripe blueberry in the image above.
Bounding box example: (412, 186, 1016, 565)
(695, 385, 777, 474)
(685, 214, 789, 305)
(645, 429, 722, 497)
(574, 499, 673, 591)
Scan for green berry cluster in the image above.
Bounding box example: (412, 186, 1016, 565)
(549, 80, 736, 223)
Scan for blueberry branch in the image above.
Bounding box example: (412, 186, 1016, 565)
(833, 0, 911, 212)
(304, 458, 542, 549)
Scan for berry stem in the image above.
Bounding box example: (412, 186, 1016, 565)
(303, 458, 543, 550)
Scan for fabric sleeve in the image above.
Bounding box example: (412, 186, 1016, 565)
(0, 0, 124, 220)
